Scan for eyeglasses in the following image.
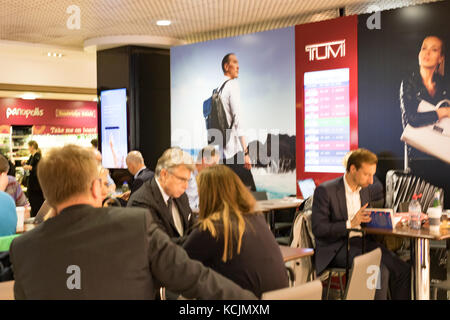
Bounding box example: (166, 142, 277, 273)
(167, 170, 190, 184)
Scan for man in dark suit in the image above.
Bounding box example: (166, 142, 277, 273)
(9, 144, 256, 300)
(126, 151, 154, 195)
(312, 148, 410, 300)
(128, 147, 194, 245)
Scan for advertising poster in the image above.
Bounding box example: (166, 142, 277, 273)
(358, 1, 450, 207)
(171, 27, 296, 198)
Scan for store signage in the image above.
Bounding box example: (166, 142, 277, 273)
(0, 98, 97, 132)
(305, 40, 346, 61)
(6, 107, 44, 119)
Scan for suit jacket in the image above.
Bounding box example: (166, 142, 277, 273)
(311, 176, 370, 275)
(9, 204, 256, 300)
(130, 168, 154, 195)
(127, 177, 194, 244)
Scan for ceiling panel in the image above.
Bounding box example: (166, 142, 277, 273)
(0, 0, 442, 49)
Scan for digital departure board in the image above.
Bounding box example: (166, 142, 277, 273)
(304, 68, 350, 173)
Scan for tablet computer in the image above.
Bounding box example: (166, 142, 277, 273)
(364, 208, 394, 229)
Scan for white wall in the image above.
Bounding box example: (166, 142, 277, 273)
(0, 41, 96, 88)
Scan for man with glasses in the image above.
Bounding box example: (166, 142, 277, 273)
(128, 147, 195, 245)
(9, 145, 255, 300)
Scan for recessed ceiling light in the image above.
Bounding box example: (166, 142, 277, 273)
(156, 20, 171, 26)
(21, 93, 38, 100)
(47, 52, 51, 56)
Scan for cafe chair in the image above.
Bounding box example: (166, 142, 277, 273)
(344, 247, 381, 300)
(261, 279, 322, 300)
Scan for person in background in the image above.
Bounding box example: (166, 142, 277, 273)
(125, 151, 154, 195)
(183, 165, 288, 298)
(9, 145, 256, 300)
(312, 148, 410, 300)
(186, 145, 220, 211)
(218, 53, 256, 191)
(93, 149, 116, 195)
(0, 191, 17, 236)
(21, 141, 44, 217)
(127, 147, 195, 245)
(0, 154, 29, 207)
(90, 138, 98, 149)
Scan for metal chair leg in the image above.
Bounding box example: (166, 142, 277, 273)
(326, 272, 332, 300)
(338, 273, 345, 300)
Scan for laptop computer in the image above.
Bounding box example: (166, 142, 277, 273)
(297, 178, 316, 199)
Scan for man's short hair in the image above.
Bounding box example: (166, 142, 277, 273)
(222, 53, 235, 73)
(91, 139, 98, 148)
(126, 151, 144, 165)
(196, 145, 218, 163)
(37, 145, 98, 207)
(155, 147, 195, 177)
(346, 148, 378, 172)
(0, 154, 10, 173)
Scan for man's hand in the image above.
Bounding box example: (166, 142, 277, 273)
(350, 203, 371, 228)
(244, 154, 251, 170)
(118, 190, 131, 201)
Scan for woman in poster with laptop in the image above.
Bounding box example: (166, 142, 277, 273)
(400, 35, 450, 164)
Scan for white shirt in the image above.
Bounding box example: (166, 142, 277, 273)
(155, 177, 184, 236)
(219, 76, 244, 159)
(343, 174, 362, 238)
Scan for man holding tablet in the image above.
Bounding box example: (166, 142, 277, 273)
(311, 148, 411, 300)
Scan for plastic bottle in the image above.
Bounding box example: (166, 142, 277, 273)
(122, 182, 130, 193)
(409, 193, 422, 230)
(428, 190, 442, 230)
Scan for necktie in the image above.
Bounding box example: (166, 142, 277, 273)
(168, 197, 183, 236)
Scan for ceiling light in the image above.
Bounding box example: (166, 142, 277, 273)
(47, 52, 51, 56)
(21, 93, 38, 100)
(156, 20, 171, 26)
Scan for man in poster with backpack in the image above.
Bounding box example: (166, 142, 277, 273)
(214, 53, 256, 190)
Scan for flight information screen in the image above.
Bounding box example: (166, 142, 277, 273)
(304, 68, 350, 173)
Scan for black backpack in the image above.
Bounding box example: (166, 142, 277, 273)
(203, 80, 234, 148)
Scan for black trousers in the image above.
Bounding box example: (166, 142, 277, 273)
(330, 236, 411, 300)
(224, 154, 256, 191)
(28, 190, 45, 217)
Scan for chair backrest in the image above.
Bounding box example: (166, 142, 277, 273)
(251, 191, 268, 201)
(344, 248, 382, 300)
(261, 280, 322, 300)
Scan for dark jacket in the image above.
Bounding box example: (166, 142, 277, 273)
(183, 214, 289, 298)
(9, 204, 256, 300)
(26, 152, 43, 193)
(127, 177, 194, 245)
(400, 71, 449, 128)
(130, 168, 154, 194)
(311, 176, 370, 275)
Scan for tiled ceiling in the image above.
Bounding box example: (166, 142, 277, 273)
(0, 0, 442, 49)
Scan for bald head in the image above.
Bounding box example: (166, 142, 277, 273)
(126, 151, 145, 176)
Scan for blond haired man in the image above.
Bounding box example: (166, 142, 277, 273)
(9, 145, 255, 300)
(128, 147, 195, 244)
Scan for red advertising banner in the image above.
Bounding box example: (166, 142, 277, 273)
(0, 98, 97, 134)
(295, 16, 358, 197)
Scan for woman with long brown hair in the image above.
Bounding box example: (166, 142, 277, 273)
(183, 165, 288, 297)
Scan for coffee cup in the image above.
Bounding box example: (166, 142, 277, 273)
(16, 206, 25, 232)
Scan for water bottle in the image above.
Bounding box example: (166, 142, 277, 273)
(409, 193, 422, 230)
(122, 182, 130, 193)
(428, 190, 442, 231)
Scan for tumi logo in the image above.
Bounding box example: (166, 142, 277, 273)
(305, 40, 346, 61)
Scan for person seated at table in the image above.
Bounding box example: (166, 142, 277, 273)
(0, 154, 29, 207)
(186, 145, 220, 211)
(9, 145, 256, 300)
(0, 191, 17, 236)
(127, 147, 195, 245)
(183, 165, 288, 298)
(312, 148, 411, 300)
(125, 151, 154, 195)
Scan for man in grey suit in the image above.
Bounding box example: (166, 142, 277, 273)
(9, 145, 256, 300)
(128, 147, 194, 245)
(312, 148, 410, 300)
